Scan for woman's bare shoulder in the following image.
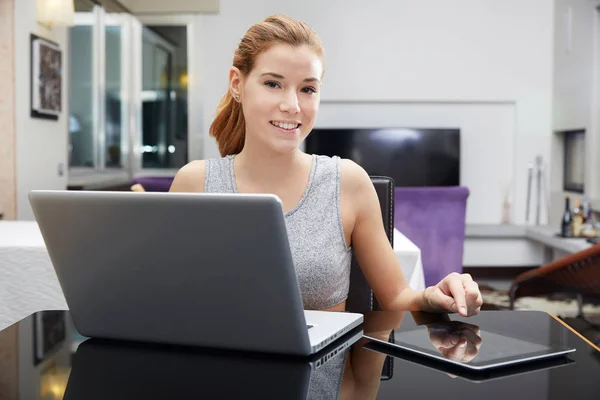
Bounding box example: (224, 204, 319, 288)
(339, 158, 379, 220)
(339, 158, 372, 194)
(169, 160, 207, 193)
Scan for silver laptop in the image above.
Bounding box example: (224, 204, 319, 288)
(29, 190, 363, 356)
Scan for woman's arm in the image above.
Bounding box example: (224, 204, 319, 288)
(341, 159, 482, 316)
(340, 312, 406, 400)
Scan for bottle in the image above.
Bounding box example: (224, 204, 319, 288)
(501, 191, 511, 224)
(572, 198, 584, 237)
(581, 198, 596, 237)
(561, 196, 572, 237)
(582, 198, 592, 223)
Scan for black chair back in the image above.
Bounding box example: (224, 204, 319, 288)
(346, 176, 395, 313)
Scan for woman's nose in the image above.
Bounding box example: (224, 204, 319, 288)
(279, 91, 300, 114)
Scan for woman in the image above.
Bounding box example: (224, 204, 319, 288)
(170, 14, 482, 316)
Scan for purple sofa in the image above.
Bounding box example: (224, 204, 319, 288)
(394, 187, 469, 287)
(131, 177, 175, 192)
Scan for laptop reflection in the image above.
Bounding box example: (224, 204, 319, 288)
(63, 329, 360, 400)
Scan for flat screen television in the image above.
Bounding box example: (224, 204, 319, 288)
(305, 128, 460, 187)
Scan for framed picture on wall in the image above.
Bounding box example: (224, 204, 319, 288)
(30, 34, 62, 120)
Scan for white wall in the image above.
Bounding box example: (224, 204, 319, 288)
(553, 1, 595, 131)
(119, 0, 219, 14)
(201, 0, 554, 225)
(14, 0, 69, 220)
(316, 102, 516, 224)
(0, 0, 16, 221)
(550, 0, 600, 226)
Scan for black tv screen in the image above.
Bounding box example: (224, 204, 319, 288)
(305, 128, 460, 187)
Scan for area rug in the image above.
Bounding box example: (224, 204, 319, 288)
(480, 286, 600, 319)
(480, 285, 600, 346)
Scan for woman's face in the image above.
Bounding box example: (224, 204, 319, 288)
(230, 43, 323, 155)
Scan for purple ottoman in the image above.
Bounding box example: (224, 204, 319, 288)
(132, 177, 175, 192)
(394, 187, 469, 287)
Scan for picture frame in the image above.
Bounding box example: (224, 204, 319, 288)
(33, 311, 66, 366)
(30, 34, 62, 120)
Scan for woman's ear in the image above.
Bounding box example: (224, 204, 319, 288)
(229, 67, 243, 101)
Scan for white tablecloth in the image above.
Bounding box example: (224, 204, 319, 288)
(0, 222, 426, 330)
(0, 222, 68, 330)
(393, 228, 426, 291)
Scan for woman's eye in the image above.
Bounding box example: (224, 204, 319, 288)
(302, 87, 317, 94)
(264, 81, 280, 89)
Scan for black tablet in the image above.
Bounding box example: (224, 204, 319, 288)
(362, 339, 575, 382)
(362, 310, 576, 371)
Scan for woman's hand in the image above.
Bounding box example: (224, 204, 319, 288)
(422, 273, 483, 317)
(427, 321, 483, 363)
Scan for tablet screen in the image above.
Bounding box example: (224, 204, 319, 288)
(394, 328, 551, 365)
(362, 311, 576, 371)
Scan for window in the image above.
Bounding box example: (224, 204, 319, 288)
(563, 130, 585, 193)
(68, 5, 129, 173)
(105, 23, 124, 168)
(68, 25, 94, 168)
(68, 7, 192, 186)
(140, 26, 188, 169)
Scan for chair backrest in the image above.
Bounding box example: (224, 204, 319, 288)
(509, 243, 600, 303)
(394, 186, 469, 287)
(346, 176, 395, 313)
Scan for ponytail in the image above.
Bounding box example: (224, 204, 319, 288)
(209, 91, 246, 157)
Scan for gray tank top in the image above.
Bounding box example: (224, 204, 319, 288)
(204, 154, 352, 310)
